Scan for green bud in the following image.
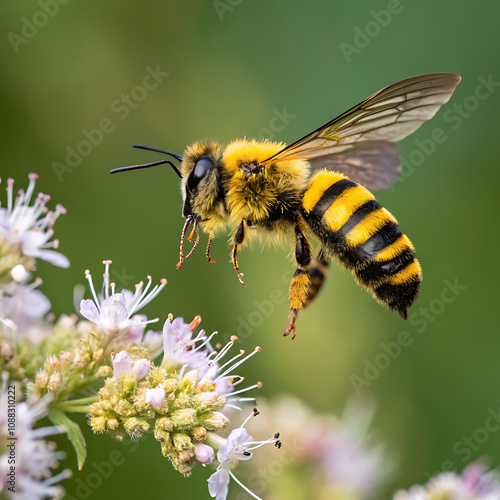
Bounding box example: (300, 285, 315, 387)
(172, 432, 193, 451)
(156, 417, 173, 432)
(200, 411, 230, 431)
(193, 391, 226, 412)
(171, 408, 196, 429)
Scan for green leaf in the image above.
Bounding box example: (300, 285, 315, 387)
(49, 409, 87, 470)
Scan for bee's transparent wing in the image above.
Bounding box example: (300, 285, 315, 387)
(262, 73, 461, 190)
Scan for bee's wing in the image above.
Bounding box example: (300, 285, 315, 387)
(262, 73, 461, 190)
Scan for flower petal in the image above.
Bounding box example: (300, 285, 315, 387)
(208, 467, 230, 500)
(112, 351, 131, 377)
(146, 387, 166, 409)
(79, 299, 100, 323)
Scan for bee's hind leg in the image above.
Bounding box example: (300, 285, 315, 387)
(285, 247, 330, 339)
(284, 225, 314, 339)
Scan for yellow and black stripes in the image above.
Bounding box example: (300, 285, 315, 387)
(302, 171, 422, 318)
(303, 250, 329, 308)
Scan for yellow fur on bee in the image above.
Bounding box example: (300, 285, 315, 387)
(302, 171, 348, 213)
(345, 208, 398, 247)
(386, 259, 423, 285)
(224, 139, 309, 228)
(323, 185, 375, 232)
(223, 139, 309, 178)
(374, 234, 415, 261)
(288, 272, 311, 310)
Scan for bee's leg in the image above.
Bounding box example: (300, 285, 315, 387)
(284, 225, 313, 340)
(302, 248, 329, 309)
(206, 234, 216, 264)
(232, 220, 246, 287)
(176, 216, 194, 270)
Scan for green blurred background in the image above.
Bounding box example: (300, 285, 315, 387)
(1, 0, 500, 498)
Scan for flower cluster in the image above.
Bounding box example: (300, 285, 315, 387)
(88, 328, 261, 477)
(394, 462, 500, 500)
(0, 175, 280, 500)
(0, 174, 68, 341)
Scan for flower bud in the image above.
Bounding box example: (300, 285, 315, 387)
(195, 443, 214, 465)
(201, 411, 230, 431)
(171, 408, 196, 428)
(172, 432, 193, 451)
(146, 387, 166, 409)
(112, 351, 131, 377)
(131, 358, 151, 381)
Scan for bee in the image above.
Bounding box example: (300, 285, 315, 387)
(111, 73, 461, 339)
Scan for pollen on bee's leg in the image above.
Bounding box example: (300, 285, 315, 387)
(284, 270, 311, 340)
(288, 269, 311, 310)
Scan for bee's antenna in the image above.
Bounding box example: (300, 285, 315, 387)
(110, 159, 182, 178)
(132, 144, 183, 162)
(109, 144, 183, 178)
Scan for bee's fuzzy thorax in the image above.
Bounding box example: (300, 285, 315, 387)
(220, 140, 311, 245)
(223, 139, 286, 172)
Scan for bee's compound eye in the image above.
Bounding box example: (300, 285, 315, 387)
(190, 156, 215, 186)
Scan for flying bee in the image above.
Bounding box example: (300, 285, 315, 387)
(111, 73, 461, 339)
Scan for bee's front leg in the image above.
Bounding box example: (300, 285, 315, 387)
(284, 225, 313, 340)
(232, 220, 247, 287)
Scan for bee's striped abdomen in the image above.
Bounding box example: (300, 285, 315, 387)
(302, 171, 422, 318)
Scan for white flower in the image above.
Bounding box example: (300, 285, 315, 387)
(0, 282, 51, 337)
(161, 319, 262, 411)
(145, 387, 165, 409)
(0, 378, 70, 499)
(111, 351, 150, 381)
(208, 412, 281, 500)
(394, 462, 500, 500)
(79, 260, 166, 334)
(111, 351, 131, 377)
(10, 264, 30, 283)
(317, 399, 388, 496)
(201, 337, 262, 411)
(130, 359, 151, 380)
(162, 315, 212, 370)
(0, 174, 69, 268)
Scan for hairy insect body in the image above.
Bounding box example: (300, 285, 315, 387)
(112, 73, 461, 338)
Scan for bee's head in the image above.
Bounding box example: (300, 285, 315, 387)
(180, 142, 224, 220)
